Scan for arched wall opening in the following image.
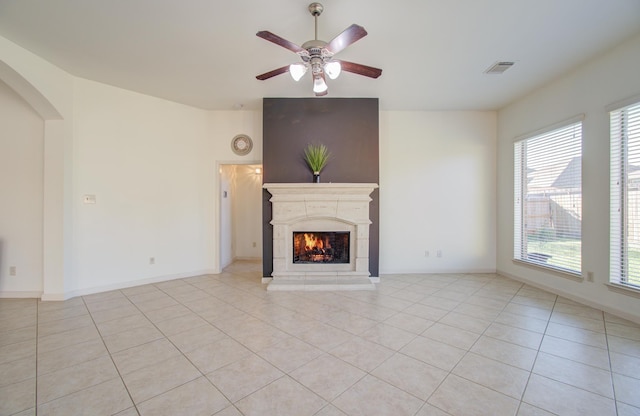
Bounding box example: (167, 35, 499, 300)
(0, 59, 69, 300)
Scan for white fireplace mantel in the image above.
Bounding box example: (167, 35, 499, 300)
(263, 183, 378, 291)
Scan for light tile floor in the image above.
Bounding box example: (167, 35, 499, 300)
(1, 260, 640, 415)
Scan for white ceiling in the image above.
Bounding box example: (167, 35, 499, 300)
(0, 0, 639, 111)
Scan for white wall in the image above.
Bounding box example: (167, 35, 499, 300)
(0, 80, 44, 295)
(0, 40, 263, 298)
(70, 78, 212, 294)
(208, 114, 262, 273)
(379, 111, 497, 274)
(67, 78, 263, 296)
(497, 32, 640, 322)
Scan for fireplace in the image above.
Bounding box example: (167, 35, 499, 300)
(263, 183, 378, 290)
(293, 231, 350, 264)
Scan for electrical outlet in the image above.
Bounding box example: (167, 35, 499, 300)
(437, 249, 442, 258)
(252, 242, 257, 248)
(9, 266, 16, 276)
(149, 257, 155, 265)
(587, 271, 594, 282)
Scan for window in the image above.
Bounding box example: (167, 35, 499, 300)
(610, 100, 640, 289)
(514, 120, 583, 274)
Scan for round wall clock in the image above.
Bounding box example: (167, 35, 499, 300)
(231, 134, 253, 156)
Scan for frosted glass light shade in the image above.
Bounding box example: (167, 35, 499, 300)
(289, 63, 307, 81)
(313, 76, 328, 93)
(324, 61, 341, 80)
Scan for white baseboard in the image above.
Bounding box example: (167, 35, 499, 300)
(233, 257, 262, 262)
(63, 269, 217, 300)
(41, 292, 66, 301)
(379, 268, 497, 275)
(497, 268, 640, 325)
(0, 291, 42, 299)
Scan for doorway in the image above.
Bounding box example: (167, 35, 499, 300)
(219, 163, 263, 270)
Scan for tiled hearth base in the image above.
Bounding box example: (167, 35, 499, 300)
(264, 277, 376, 291)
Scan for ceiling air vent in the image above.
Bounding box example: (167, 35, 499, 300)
(485, 61, 515, 74)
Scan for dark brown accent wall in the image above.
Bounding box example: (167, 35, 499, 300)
(262, 97, 379, 277)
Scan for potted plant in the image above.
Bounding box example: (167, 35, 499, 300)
(303, 143, 331, 183)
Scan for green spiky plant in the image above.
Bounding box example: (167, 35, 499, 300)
(303, 143, 331, 174)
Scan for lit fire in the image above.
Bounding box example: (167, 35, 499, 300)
(303, 233, 330, 251)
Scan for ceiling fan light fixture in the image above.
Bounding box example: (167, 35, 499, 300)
(313, 75, 328, 94)
(255, 3, 382, 96)
(324, 61, 341, 79)
(289, 63, 308, 81)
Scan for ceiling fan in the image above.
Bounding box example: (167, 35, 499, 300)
(256, 2, 382, 96)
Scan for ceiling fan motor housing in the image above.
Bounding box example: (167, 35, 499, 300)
(302, 40, 327, 50)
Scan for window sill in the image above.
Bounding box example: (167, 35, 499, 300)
(606, 282, 640, 298)
(512, 259, 582, 282)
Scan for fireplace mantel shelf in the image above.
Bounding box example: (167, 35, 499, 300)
(263, 183, 378, 196)
(263, 183, 379, 189)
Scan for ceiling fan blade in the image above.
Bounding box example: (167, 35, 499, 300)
(333, 59, 382, 78)
(335, 60, 382, 79)
(325, 24, 368, 55)
(256, 65, 290, 80)
(256, 31, 306, 54)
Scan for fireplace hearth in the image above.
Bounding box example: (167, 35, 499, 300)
(263, 183, 378, 291)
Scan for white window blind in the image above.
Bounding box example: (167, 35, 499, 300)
(610, 101, 640, 288)
(514, 121, 582, 274)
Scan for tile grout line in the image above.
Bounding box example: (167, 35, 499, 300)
(514, 289, 558, 416)
(120, 281, 222, 413)
(82, 293, 140, 415)
(142, 272, 269, 414)
(204, 268, 352, 415)
(603, 311, 619, 416)
(15, 264, 639, 416)
(534, 308, 622, 406)
(158, 277, 253, 414)
(400, 276, 487, 416)
(336, 274, 515, 415)
(364, 275, 543, 414)
(35, 299, 39, 416)
(201, 272, 417, 413)
(420, 275, 526, 415)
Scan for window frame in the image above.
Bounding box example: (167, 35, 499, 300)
(513, 117, 584, 277)
(610, 98, 640, 290)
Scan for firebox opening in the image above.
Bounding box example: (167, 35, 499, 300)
(293, 231, 350, 264)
